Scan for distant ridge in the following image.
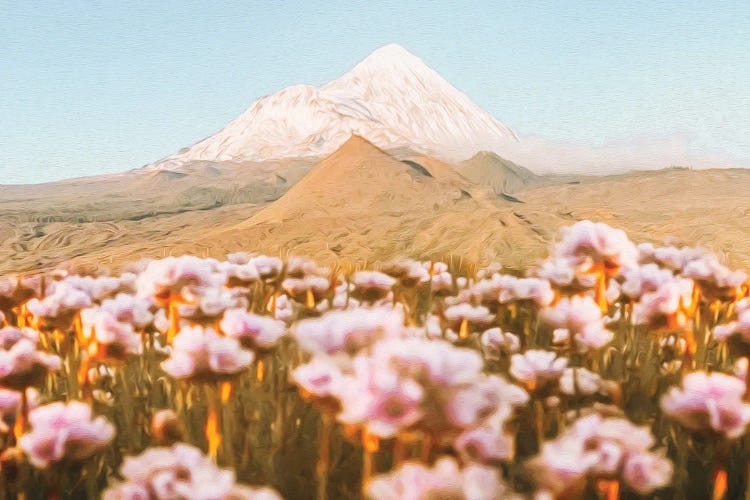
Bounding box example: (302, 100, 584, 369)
(456, 151, 539, 194)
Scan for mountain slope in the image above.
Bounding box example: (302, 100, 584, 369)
(152, 44, 518, 169)
(456, 152, 540, 194)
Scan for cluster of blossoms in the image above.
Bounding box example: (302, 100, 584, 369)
(0, 326, 60, 390)
(19, 401, 115, 468)
(529, 413, 673, 496)
(367, 456, 517, 500)
(542, 296, 614, 352)
(660, 371, 750, 439)
(161, 325, 254, 381)
(103, 443, 281, 500)
(714, 298, 750, 344)
(292, 307, 528, 468)
(0, 219, 748, 498)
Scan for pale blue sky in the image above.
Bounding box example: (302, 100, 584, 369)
(2, 1, 749, 184)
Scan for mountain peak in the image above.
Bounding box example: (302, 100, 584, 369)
(150, 44, 518, 170)
(350, 44, 427, 72)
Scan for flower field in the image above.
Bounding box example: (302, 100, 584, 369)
(0, 220, 749, 499)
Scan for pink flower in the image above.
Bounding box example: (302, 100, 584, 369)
(632, 277, 694, 327)
(0, 388, 38, 433)
(554, 220, 638, 271)
(368, 456, 512, 500)
(445, 375, 528, 428)
(542, 295, 602, 333)
(0, 339, 61, 390)
(161, 326, 254, 380)
(425, 314, 444, 339)
(247, 255, 283, 280)
(220, 309, 287, 349)
(660, 371, 750, 439)
(528, 434, 595, 496)
(27, 281, 92, 319)
(219, 258, 261, 285)
(57, 275, 122, 301)
(529, 414, 672, 495)
(351, 271, 396, 301)
(535, 257, 578, 288)
(714, 299, 750, 342)
(559, 367, 601, 396)
(0, 388, 22, 419)
(331, 337, 487, 437)
(100, 293, 154, 329)
(496, 275, 555, 306)
(543, 296, 614, 353)
(480, 327, 520, 355)
(381, 259, 431, 287)
(338, 355, 424, 438)
(430, 271, 455, 294)
(271, 294, 295, 323)
(293, 308, 404, 355)
(103, 443, 281, 499)
(135, 256, 225, 305)
(443, 303, 494, 331)
(619, 264, 675, 299)
(0, 275, 42, 312)
(0, 326, 39, 349)
(292, 356, 345, 401)
(574, 325, 614, 353)
(285, 256, 328, 278)
(19, 401, 115, 468)
(622, 451, 674, 495)
(81, 308, 142, 358)
(281, 276, 330, 302)
(510, 350, 568, 390)
(454, 411, 515, 463)
(682, 255, 746, 296)
(178, 286, 247, 319)
(378, 338, 483, 387)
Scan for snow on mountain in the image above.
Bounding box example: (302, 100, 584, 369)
(150, 44, 518, 169)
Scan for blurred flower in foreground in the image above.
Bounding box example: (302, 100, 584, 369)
(559, 367, 601, 396)
(660, 371, 750, 439)
(80, 307, 142, 361)
(19, 401, 114, 468)
(528, 414, 672, 496)
(103, 443, 281, 499)
(554, 220, 639, 273)
(293, 308, 404, 355)
(714, 298, 750, 344)
(0, 337, 61, 391)
(161, 326, 254, 381)
(135, 256, 225, 306)
(510, 349, 567, 391)
(367, 456, 516, 500)
(351, 271, 396, 302)
(480, 327, 520, 357)
(542, 296, 613, 352)
(220, 309, 287, 350)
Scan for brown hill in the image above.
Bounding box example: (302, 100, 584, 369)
(455, 151, 540, 194)
(200, 135, 540, 266)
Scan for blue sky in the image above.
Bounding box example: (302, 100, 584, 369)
(2, 0, 749, 183)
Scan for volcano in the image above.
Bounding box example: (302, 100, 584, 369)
(151, 44, 518, 170)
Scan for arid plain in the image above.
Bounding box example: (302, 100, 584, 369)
(2, 136, 748, 276)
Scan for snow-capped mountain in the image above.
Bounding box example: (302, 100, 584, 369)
(150, 44, 518, 169)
